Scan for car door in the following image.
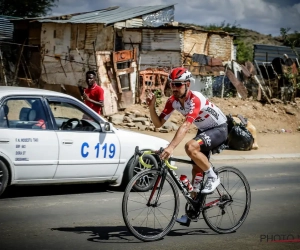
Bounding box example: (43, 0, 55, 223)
(0, 97, 59, 180)
(46, 97, 121, 179)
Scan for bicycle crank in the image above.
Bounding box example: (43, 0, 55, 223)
(185, 203, 200, 221)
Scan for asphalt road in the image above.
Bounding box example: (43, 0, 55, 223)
(0, 158, 300, 250)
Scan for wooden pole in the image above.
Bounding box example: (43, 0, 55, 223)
(12, 40, 26, 85)
(221, 64, 228, 98)
(0, 47, 7, 86)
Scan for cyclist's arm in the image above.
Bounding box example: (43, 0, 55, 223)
(150, 98, 174, 128)
(168, 120, 192, 149)
(149, 105, 166, 128)
(168, 96, 201, 150)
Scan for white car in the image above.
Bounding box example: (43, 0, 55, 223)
(0, 86, 169, 196)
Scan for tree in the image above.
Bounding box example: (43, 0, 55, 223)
(236, 40, 253, 64)
(280, 27, 300, 48)
(0, 0, 58, 17)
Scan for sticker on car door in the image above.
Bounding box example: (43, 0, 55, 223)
(81, 142, 116, 158)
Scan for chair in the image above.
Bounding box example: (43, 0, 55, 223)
(16, 107, 33, 129)
(19, 107, 31, 121)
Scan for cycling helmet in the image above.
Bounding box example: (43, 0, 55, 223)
(168, 67, 193, 81)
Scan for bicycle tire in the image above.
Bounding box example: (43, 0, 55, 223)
(122, 169, 179, 241)
(202, 166, 251, 234)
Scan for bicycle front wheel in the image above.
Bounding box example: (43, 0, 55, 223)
(122, 169, 179, 241)
(202, 166, 251, 234)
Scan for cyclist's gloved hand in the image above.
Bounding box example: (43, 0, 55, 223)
(160, 146, 174, 160)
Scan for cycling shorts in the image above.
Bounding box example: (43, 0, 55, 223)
(193, 123, 228, 157)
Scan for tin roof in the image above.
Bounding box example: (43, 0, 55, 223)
(254, 44, 300, 63)
(36, 5, 174, 25)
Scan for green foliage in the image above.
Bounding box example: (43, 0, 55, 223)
(280, 27, 300, 66)
(296, 75, 300, 90)
(153, 89, 162, 107)
(203, 20, 243, 35)
(236, 40, 253, 63)
(0, 0, 58, 17)
(280, 27, 300, 48)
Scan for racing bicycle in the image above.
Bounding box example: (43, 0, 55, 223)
(122, 144, 251, 241)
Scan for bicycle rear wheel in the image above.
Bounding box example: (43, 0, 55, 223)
(202, 166, 251, 234)
(122, 169, 179, 241)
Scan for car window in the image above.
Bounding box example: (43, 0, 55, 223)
(0, 98, 48, 130)
(48, 101, 100, 132)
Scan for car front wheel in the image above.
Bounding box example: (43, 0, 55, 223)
(124, 154, 158, 192)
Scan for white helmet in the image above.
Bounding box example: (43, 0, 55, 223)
(168, 67, 193, 81)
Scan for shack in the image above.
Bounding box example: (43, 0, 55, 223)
(5, 4, 235, 115)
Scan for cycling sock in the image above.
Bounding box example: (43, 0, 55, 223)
(205, 167, 217, 179)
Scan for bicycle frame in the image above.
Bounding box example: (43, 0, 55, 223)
(124, 147, 251, 241)
(135, 147, 229, 216)
(143, 154, 207, 214)
(168, 157, 232, 212)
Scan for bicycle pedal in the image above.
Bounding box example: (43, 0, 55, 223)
(176, 215, 191, 227)
(178, 220, 191, 227)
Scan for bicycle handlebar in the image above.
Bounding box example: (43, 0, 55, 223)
(135, 146, 178, 170)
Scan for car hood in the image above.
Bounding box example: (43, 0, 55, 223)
(115, 128, 169, 150)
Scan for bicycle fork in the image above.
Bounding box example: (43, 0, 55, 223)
(146, 168, 168, 207)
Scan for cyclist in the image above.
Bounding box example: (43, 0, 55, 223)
(146, 67, 228, 225)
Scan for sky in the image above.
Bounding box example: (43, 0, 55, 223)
(50, 0, 300, 36)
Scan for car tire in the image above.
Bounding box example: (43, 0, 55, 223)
(0, 160, 9, 196)
(123, 154, 158, 192)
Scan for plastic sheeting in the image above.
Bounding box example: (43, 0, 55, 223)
(142, 6, 174, 27)
(212, 76, 235, 97)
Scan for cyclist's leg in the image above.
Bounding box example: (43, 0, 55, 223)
(185, 124, 228, 193)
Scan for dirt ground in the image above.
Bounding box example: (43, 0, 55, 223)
(118, 96, 300, 156)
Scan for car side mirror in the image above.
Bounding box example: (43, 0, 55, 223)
(100, 122, 111, 132)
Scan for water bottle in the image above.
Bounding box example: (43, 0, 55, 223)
(193, 173, 203, 193)
(180, 175, 193, 192)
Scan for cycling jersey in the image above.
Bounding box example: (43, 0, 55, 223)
(159, 90, 227, 131)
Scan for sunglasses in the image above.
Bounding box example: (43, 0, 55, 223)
(170, 82, 186, 87)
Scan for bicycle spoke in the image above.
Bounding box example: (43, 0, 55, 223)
(202, 166, 251, 234)
(225, 205, 236, 226)
(122, 169, 179, 241)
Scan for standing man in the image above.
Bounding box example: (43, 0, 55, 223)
(146, 67, 228, 226)
(83, 70, 104, 115)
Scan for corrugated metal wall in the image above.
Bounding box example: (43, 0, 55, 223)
(139, 29, 182, 69)
(141, 29, 181, 51)
(254, 44, 300, 63)
(0, 17, 13, 40)
(139, 51, 181, 70)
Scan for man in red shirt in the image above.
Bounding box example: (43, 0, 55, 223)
(83, 71, 104, 115)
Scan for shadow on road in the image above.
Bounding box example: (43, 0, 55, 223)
(51, 226, 215, 243)
(1, 182, 121, 198)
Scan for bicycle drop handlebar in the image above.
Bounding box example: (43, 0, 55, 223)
(134, 146, 178, 170)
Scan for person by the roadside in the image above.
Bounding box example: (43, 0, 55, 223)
(83, 70, 104, 115)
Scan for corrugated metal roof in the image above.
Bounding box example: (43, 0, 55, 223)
(37, 5, 174, 25)
(254, 44, 300, 63)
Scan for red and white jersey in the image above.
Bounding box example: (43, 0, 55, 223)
(159, 90, 227, 131)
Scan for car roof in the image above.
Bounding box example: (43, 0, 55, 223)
(0, 86, 77, 100)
